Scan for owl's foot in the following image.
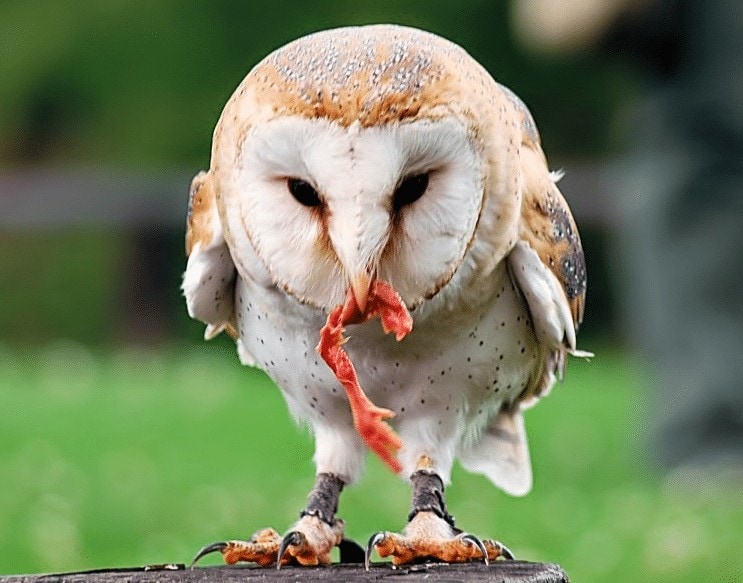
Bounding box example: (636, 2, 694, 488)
(191, 473, 361, 568)
(191, 527, 282, 567)
(365, 511, 513, 567)
(365, 462, 514, 568)
(191, 516, 346, 567)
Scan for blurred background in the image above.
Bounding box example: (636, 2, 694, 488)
(2, 1, 741, 581)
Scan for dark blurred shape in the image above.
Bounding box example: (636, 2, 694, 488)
(0, 169, 190, 345)
(515, 0, 743, 469)
(600, 0, 687, 78)
(620, 0, 743, 469)
(114, 228, 186, 343)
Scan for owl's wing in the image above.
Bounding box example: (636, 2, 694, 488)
(459, 408, 532, 496)
(182, 170, 238, 341)
(506, 100, 591, 387)
(463, 101, 590, 496)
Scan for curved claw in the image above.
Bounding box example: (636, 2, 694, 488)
(276, 531, 304, 570)
(495, 540, 515, 561)
(364, 531, 386, 571)
(461, 533, 489, 566)
(190, 541, 228, 567)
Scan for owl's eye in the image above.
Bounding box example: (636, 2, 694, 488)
(393, 173, 429, 212)
(287, 178, 322, 207)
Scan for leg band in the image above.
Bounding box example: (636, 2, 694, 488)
(300, 472, 345, 525)
(408, 469, 456, 528)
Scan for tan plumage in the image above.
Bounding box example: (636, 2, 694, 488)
(184, 24, 589, 568)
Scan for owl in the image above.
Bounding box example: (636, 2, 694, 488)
(184, 24, 589, 568)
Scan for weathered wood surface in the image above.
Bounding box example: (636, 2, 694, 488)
(0, 562, 569, 583)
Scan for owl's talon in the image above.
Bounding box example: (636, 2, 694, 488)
(365, 531, 387, 570)
(487, 539, 515, 561)
(460, 533, 489, 566)
(190, 541, 227, 567)
(276, 531, 304, 570)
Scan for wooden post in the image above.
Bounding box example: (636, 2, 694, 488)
(0, 562, 569, 583)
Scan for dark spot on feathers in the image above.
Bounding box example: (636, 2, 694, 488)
(548, 199, 587, 300)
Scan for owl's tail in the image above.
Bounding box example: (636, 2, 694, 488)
(459, 408, 532, 497)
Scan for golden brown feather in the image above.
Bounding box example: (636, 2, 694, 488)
(186, 171, 217, 256)
(518, 144, 587, 331)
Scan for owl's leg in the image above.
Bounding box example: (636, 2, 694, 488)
(364, 456, 514, 568)
(191, 472, 362, 568)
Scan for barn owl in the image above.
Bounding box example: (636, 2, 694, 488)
(184, 24, 589, 568)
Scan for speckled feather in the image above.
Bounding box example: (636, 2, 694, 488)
(235, 26, 476, 127)
(184, 25, 588, 496)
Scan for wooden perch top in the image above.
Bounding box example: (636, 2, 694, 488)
(0, 561, 568, 583)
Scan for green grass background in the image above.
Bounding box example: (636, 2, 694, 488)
(1, 343, 741, 581)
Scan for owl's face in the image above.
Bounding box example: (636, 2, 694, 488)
(212, 25, 521, 312)
(226, 115, 482, 310)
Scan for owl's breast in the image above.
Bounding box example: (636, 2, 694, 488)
(234, 261, 543, 436)
(353, 263, 542, 429)
(234, 275, 360, 424)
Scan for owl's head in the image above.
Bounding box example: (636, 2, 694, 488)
(212, 25, 522, 311)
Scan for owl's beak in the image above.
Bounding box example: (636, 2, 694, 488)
(350, 272, 372, 313)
